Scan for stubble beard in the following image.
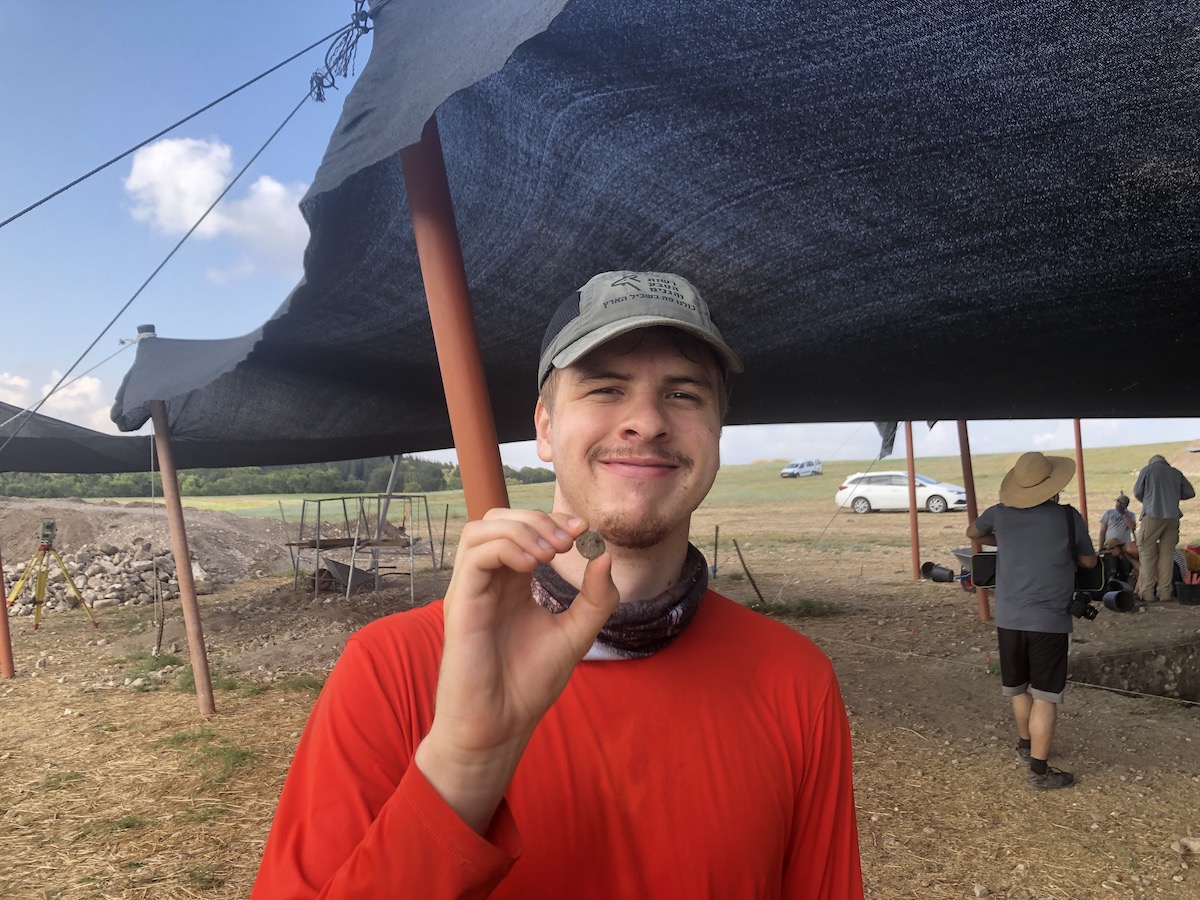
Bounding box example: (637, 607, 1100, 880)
(591, 508, 675, 550)
(578, 446, 697, 550)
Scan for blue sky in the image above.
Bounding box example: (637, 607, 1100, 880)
(2, 2, 1197, 473)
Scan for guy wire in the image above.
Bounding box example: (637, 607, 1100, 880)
(0, 20, 360, 231)
(0, 2, 378, 464)
(0, 94, 309, 465)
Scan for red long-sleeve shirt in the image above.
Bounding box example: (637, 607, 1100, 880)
(252, 591, 862, 898)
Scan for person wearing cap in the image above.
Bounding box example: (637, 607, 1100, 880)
(1097, 493, 1137, 555)
(966, 451, 1097, 791)
(1132, 454, 1195, 603)
(252, 271, 863, 898)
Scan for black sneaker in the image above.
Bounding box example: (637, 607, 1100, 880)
(1015, 744, 1032, 763)
(1027, 767, 1075, 791)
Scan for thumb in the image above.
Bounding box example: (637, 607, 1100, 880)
(562, 554, 620, 643)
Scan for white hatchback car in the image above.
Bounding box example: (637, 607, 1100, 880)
(780, 459, 823, 478)
(835, 471, 968, 514)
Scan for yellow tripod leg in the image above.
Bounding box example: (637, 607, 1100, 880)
(4, 549, 42, 608)
(33, 551, 48, 631)
(50, 548, 98, 628)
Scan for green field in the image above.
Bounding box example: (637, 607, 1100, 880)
(90, 439, 1194, 524)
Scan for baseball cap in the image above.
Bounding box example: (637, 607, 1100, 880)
(537, 271, 743, 387)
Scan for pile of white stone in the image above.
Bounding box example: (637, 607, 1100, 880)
(3, 540, 217, 618)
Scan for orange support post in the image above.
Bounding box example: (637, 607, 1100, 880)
(1073, 418, 1088, 524)
(906, 421, 920, 579)
(958, 420, 992, 622)
(150, 401, 215, 716)
(401, 115, 509, 521)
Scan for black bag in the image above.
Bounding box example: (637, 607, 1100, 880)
(970, 505, 1099, 591)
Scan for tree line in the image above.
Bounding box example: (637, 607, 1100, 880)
(0, 456, 555, 499)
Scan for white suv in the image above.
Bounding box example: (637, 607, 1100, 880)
(780, 459, 823, 478)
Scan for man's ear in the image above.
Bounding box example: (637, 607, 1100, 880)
(534, 398, 553, 463)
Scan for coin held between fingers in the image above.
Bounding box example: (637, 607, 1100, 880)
(575, 530, 606, 560)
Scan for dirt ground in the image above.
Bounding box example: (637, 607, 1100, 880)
(2, 497, 1200, 898)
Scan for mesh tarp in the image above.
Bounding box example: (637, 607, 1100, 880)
(98, 0, 1200, 466)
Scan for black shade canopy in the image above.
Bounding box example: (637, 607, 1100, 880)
(0, 403, 154, 474)
(90, 0, 1198, 466)
(0, 402, 412, 474)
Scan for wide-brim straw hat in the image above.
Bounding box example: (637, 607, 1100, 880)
(998, 451, 1076, 508)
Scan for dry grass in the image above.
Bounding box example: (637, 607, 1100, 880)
(852, 725, 1198, 898)
(0, 670, 308, 899)
(4, 658, 1197, 898)
(4, 440, 1200, 897)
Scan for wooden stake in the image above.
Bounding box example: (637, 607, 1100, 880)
(732, 539, 764, 603)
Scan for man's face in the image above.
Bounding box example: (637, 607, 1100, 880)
(1116, 498, 1129, 512)
(534, 328, 723, 550)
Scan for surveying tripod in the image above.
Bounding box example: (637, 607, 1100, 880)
(4, 519, 98, 631)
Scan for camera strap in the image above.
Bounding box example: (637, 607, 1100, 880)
(1064, 504, 1082, 608)
(1063, 504, 1076, 563)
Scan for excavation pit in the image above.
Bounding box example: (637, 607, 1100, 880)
(1072, 636, 1200, 703)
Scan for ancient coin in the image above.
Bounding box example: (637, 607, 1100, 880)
(575, 529, 606, 560)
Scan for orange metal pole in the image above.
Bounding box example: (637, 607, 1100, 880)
(957, 420, 992, 622)
(150, 401, 215, 716)
(1073, 418, 1088, 524)
(906, 421, 920, 579)
(400, 115, 509, 521)
(0, 549, 14, 677)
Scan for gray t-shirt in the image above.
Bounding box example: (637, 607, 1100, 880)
(973, 501, 1095, 634)
(1133, 460, 1196, 519)
(1099, 506, 1135, 544)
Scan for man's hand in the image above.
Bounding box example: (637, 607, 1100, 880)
(414, 509, 620, 834)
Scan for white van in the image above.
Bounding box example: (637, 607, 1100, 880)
(780, 459, 823, 478)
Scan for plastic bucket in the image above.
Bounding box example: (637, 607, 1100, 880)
(1177, 582, 1200, 606)
(921, 562, 956, 583)
(1102, 589, 1137, 613)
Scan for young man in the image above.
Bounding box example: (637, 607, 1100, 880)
(966, 451, 1097, 791)
(252, 271, 862, 898)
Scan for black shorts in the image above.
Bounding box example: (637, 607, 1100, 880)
(996, 627, 1069, 703)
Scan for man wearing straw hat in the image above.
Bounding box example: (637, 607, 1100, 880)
(967, 451, 1097, 791)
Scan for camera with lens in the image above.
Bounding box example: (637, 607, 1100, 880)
(1068, 591, 1099, 620)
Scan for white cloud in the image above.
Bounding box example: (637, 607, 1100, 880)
(124, 138, 309, 281)
(40, 371, 104, 416)
(126, 138, 232, 237)
(0, 371, 121, 435)
(0, 372, 32, 406)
